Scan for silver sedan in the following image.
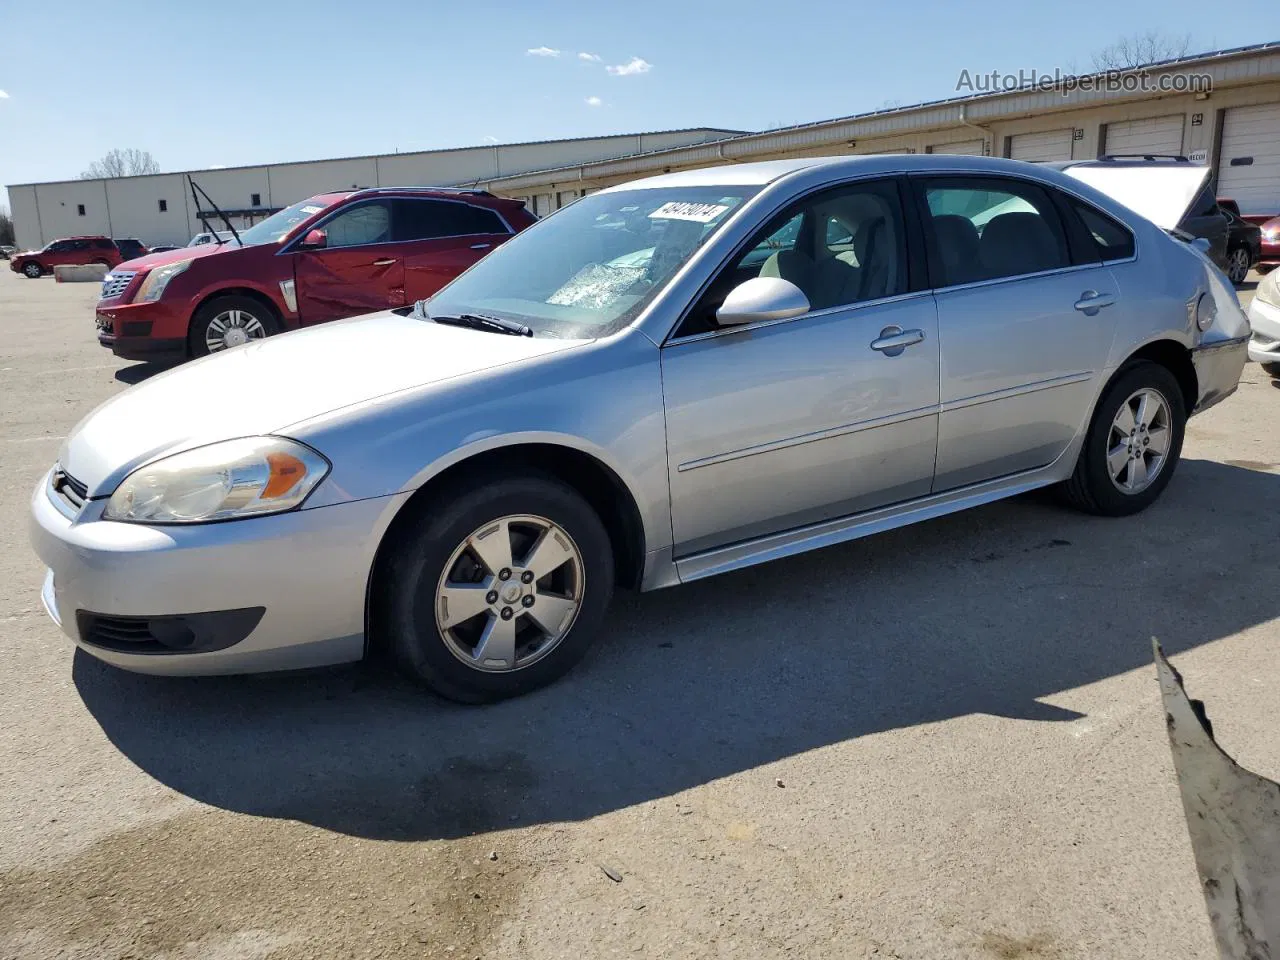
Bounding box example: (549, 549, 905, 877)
(30, 155, 1250, 701)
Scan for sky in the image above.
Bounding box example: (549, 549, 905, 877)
(0, 0, 1272, 201)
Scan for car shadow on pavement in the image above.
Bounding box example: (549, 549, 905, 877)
(115, 361, 179, 385)
(74, 458, 1280, 841)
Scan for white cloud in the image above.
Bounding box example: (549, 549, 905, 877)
(585, 96, 602, 107)
(0, 90, 9, 99)
(578, 52, 601, 62)
(606, 56, 652, 76)
(526, 46, 560, 57)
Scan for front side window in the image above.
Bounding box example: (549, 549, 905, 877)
(676, 179, 908, 338)
(46, 240, 71, 252)
(319, 201, 392, 248)
(919, 177, 1070, 286)
(425, 186, 757, 338)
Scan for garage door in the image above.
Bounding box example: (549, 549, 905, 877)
(929, 139, 985, 155)
(1008, 130, 1073, 163)
(1217, 102, 1280, 215)
(1103, 115, 1184, 157)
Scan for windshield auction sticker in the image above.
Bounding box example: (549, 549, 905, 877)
(648, 201, 729, 223)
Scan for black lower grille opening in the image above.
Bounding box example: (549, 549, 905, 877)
(75, 608, 266, 655)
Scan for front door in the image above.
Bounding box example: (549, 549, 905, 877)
(293, 199, 406, 325)
(391, 197, 513, 302)
(661, 178, 940, 557)
(912, 175, 1120, 490)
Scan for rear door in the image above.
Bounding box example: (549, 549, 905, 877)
(66, 239, 94, 266)
(912, 175, 1119, 490)
(293, 199, 406, 325)
(393, 198, 512, 303)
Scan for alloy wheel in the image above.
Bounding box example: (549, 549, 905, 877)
(435, 514, 584, 672)
(23, 263, 41, 278)
(1107, 388, 1172, 494)
(205, 309, 267, 352)
(1227, 248, 1250, 285)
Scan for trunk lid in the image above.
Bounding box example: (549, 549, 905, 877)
(1060, 161, 1212, 231)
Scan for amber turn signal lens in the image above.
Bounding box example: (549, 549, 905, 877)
(262, 452, 307, 499)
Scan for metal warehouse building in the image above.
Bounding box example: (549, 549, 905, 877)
(3, 128, 743, 251)
(8, 42, 1280, 251)
(479, 43, 1280, 219)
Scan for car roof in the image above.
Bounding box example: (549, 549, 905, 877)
(602, 154, 1091, 191)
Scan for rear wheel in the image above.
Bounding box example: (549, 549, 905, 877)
(376, 472, 614, 703)
(22, 262, 42, 279)
(189, 295, 279, 356)
(1262, 362, 1280, 378)
(1061, 361, 1186, 516)
(1225, 247, 1252, 285)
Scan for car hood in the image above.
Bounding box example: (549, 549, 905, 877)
(61, 312, 586, 496)
(117, 242, 240, 272)
(1060, 163, 1211, 230)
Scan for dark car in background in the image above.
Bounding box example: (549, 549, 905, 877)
(1216, 199, 1263, 283)
(9, 236, 123, 278)
(95, 186, 536, 361)
(113, 238, 149, 262)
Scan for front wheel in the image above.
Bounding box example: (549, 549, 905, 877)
(22, 262, 42, 279)
(189, 295, 279, 356)
(376, 472, 614, 703)
(1225, 247, 1252, 285)
(1061, 361, 1186, 516)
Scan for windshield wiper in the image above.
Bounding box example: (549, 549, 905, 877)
(417, 302, 533, 337)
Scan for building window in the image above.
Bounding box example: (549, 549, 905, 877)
(77, 204, 86, 216)
(251, 193, 261, 207)
(158, 199, 168, 212)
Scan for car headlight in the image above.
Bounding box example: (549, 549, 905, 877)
(104, 437, 330, 524)
(135, 258, 194, 302)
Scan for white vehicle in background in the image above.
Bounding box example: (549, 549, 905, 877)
(187, 231, 240, 248)
(1248, 267, 1280, 377)
(0, 244, 15, 260)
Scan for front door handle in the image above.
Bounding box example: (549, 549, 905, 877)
(1074, 290, 1115, 314)
(373, 258, 398, 267)
(469, 242, 492, 250)
(870, 325, 925, 356)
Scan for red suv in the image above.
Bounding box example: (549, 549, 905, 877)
(11, 236, 123, 278)
(95, 187, 535, 361)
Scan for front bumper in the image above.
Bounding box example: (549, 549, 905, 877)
(96, 297, 189, 361)
(1247, 296, 1280, 367)
(29, 468, 410, 676)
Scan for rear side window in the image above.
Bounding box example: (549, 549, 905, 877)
(393, 199, 506, 241)
(95, 238, 115, 249)
(1067, 200, 1135, 261)
(917, 177, 1070, 286)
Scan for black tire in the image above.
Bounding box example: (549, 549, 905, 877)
(1256, 264, 1276, 276)
(22, 261, 42, 278)
(1061, 361, 1187, 516)
(188, 295, 280, 357)
(1262, 362, 1280, 379)
(1225, 246, 1252, 285)
(376, 471, 614, 703)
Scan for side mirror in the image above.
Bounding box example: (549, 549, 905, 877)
(301, 228, 328, 249)
(716, 276, 810, 326)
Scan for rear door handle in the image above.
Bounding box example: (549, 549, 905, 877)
(1074, 290, 1115, 314)
(870, 326, 925, 356)
(373, 258, 398, 266)
(469, 242, 492, 250)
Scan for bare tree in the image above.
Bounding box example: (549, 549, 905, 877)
(1092, 32, 1193, 71)
(80, 148, 160, 180)
(0, 206, 14, 247)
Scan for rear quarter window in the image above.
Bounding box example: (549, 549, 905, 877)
(1067, 199, 1135, 261)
